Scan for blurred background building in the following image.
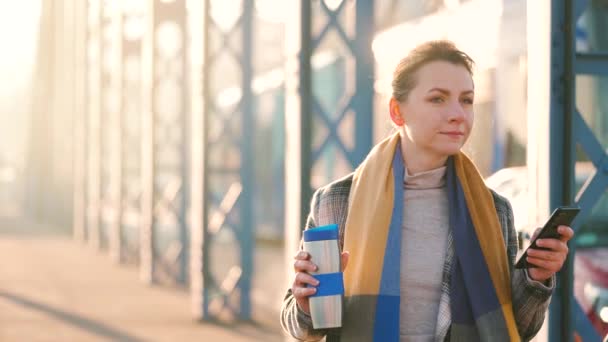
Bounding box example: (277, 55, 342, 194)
(0, 0, 606, 341)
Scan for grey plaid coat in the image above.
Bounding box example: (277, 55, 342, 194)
(281, 173, 554, 342)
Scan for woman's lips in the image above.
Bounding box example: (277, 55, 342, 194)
(441, 131, 464, 138)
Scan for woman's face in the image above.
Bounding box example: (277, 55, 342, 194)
(396, 61, 474, 158)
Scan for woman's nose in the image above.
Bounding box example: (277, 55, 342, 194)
(447, 102, 466, 122)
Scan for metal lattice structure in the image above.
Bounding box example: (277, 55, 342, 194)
(100, 1, 123, 261)
(140, 0, 190, 285)
(191, 0, 256, 320)
(309, 0, 374, 191)
(284, 0, 375, 282)
(121, 1, 145, 264)
(83, 1, 130, 264)
(86, 0, 102, 251)
(548, 0, 607, 340)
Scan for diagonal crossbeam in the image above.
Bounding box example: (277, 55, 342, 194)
(574, 110, 606, 168)
(573, 108, 608, 232)
(311, 96, 355, 166)
(312, 0, 355, 56)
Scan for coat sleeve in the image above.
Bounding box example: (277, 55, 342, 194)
(280, 188, 328, 341)
(280, 175, 353, 341)
(497, 193, 555, 341)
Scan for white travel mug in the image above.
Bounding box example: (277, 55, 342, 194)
(303, 224, 343, 329)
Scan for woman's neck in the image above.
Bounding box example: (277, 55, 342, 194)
(400, 136, 448, 174)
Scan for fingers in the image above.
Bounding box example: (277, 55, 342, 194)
(292, 274, 316, 315)
(535, 237, 569, 253)
(293, 251, 317, 273)
(293, 272, 319, 293)
(526, 257, 562, 270)
(526, 226, 574, 282)
(294, 250, 311, 261)
(529, 238, 569, 266)
(557, 225, 574, 242)
(291, 253, 320, 315)
(526, 233, 571, 277)
(291, 250, 319, 313)
(526, 248, 566, 270)
(527, 248, 563, 260)
(531, 225, 573, 242)
(294, 259, 318, 273)
(293, 285, 317, 299)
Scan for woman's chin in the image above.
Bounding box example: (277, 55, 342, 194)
(435, 145, 463, 157)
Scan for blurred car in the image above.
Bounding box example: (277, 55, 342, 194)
(486, 163, 608, 336)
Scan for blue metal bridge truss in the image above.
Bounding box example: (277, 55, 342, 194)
(549, 0, 607, 340)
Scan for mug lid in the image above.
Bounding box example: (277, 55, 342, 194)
(303, 224, 339, 242)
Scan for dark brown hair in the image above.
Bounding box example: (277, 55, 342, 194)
(391, 40, 475, 102)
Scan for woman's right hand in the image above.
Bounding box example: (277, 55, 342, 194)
(291, 250, 349, 315)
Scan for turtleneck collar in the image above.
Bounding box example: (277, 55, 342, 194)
(403, 165, 447, 190)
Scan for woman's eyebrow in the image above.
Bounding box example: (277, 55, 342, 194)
(427, 88, 450, 95)
(427, 88, 474, 95)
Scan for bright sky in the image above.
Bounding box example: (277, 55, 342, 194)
(0, 0, 40, 165)
(0, 0, 40, 93)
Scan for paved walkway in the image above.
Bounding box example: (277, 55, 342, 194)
(0, 216, 286, 342)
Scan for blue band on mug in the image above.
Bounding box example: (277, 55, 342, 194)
(308, 272, 344, 297)
(303, 224, 339, 242)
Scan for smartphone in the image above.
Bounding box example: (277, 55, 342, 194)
(514, 206, 580, 269)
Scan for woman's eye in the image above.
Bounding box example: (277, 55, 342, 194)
(462, 98, 474, 105)
(430, 97, 444, 103)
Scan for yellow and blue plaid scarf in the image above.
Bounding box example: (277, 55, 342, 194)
(341, 133, 520, 341)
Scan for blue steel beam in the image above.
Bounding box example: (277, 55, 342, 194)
(311, 97, 355, 166)
(549, 0, 608, 340)
(572, 0, 608, 340)
(299, 0, 313, 229)
(308, 0, 375, 189)
(202, 0, 255, 320)
(572, 110, 608, 235)
(354, 0, 374, 164)
(574, 110, 606, 167)
(574, 300, 602, 341)
(574, 169, 608, 229)
(287, 0, 375, 252)
(574, 53, 608, 76)
(238, 0, 254, 319)
(548, 0, 576, 341)
(572, 112, 608, 327)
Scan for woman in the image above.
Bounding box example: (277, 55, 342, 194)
(280, 40, 573, 342)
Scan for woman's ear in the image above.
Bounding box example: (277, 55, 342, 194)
(389, 97, 405, 126)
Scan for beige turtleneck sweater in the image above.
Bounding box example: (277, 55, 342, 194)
(400, 165, 449, 342)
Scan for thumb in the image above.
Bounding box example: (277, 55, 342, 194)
(341, 251, 350, 272)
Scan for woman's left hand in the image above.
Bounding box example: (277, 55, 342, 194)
(527, 225, 575, 282)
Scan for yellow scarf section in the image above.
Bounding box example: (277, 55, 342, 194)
(342, 132, 518, 339)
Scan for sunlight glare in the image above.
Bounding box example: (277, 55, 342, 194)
(0, 0, 40, 70)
